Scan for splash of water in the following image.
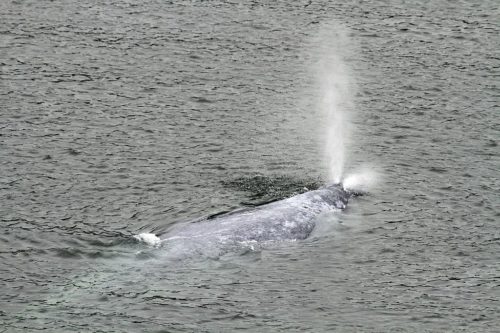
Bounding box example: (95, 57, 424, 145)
(343, 165, 381, 193)
(313, 24, 355, 183)
(133, 233, 162, 247)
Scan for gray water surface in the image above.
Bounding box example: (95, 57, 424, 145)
(1, 0, 499, 332)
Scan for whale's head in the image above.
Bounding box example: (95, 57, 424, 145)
(319, 183, 350, 209)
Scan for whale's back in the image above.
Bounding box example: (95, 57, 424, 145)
(158, 185, 348, 257)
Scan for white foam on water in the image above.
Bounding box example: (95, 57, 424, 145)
(133, 233, 162, 247)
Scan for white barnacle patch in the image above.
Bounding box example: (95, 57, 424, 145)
(335, 200, 346, 209)
(239, 240, 258, 251)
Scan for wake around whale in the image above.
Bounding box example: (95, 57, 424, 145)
(134, 183, 359, 258)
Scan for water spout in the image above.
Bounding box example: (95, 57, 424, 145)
(313, 23, 355, 183)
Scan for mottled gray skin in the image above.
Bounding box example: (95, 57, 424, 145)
(159, 184, 351, 257)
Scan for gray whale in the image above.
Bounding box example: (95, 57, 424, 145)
(151, 184, 353, 258)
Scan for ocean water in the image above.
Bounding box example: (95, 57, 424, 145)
(1, 0, 499, 332)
